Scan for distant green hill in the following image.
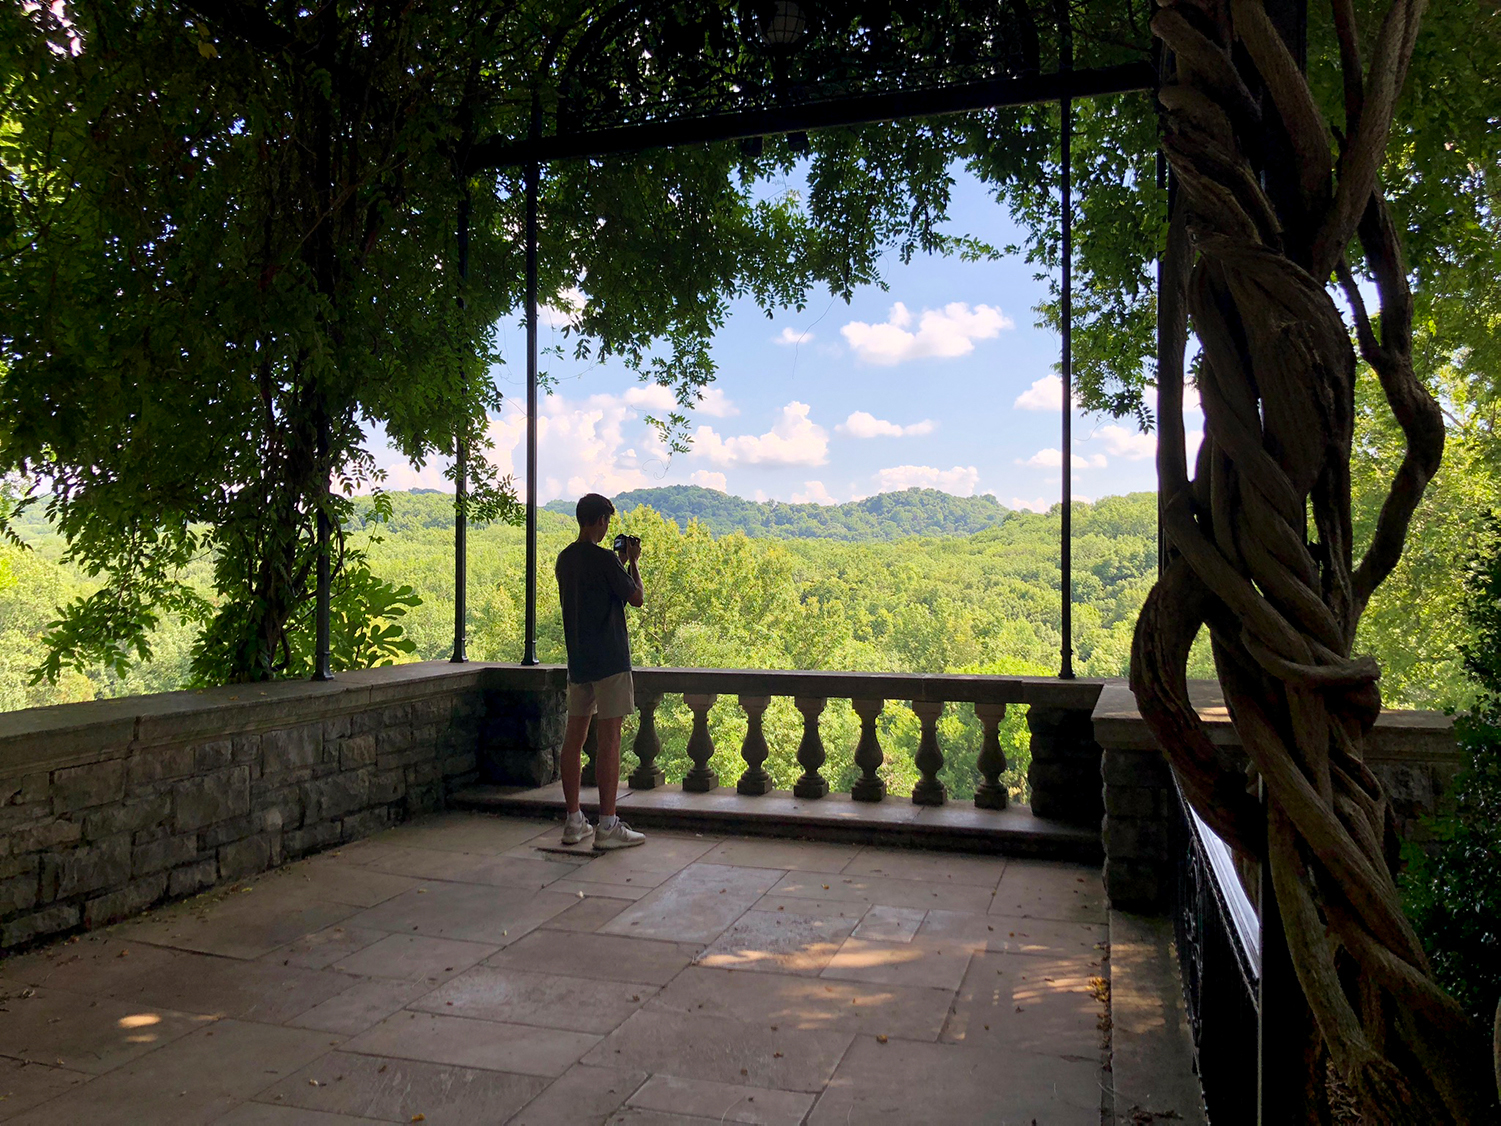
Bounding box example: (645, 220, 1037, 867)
(544, 485, 1020, 541)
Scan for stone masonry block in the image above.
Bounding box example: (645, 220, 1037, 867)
(376, 724, 414, 757)
(168, 859, 219, 898)
(2, 903, 80, 948)
(1104, 786, 1164, 820)
(1104, 857, 1169, 914)
(218, 834, 271, 881)
(11, 818, 82, 853)
(2, 773, 48, 807)
(341, 808, 390, 841)
(405, 782, 443, 817)
(442, 752, 477, 779)
(174, 767, 250, 832)
(202, 815, 257, 849)
(52, 760, 125, 813)
(339, 734, 378, 771)
(261, 725, 322, 776)
(84, 874, 167, 929)
(232, 734, 260, 763)
(368, 770, 404, 806)
(1103, 747, 1172, 788)
(41, 835, 131, 902)
(322, 715, 352, 744)
(251, 783, 305, 830)
(84, 794, 172, 842)
(1103, 817, 1171, 861)
(132, 834, 201, 877)
(127, 745, 196, 788)
(194, 740, 234, 773)
(283, 821, 341, 858)
(303, 771, 370, 823)
(2, 870, 39, 915)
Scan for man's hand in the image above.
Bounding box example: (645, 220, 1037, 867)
(626, 538, 642, 565)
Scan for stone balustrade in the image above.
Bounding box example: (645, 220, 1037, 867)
(483, 667, 1108, 812)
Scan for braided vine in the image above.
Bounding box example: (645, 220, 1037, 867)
(1130, 0, 1499, 1120)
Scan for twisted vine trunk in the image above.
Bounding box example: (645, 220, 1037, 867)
(1131, 0, 1500, 1120)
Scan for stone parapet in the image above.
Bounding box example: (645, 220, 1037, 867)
(0, 662, 487, 951)
(1091, 681, 1461, 913)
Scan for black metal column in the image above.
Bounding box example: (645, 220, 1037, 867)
(313, 409, 333, 681)
(1057, 3, 1074, 681)
(521, 156, 540, 666)
(452, 191, 470, 663)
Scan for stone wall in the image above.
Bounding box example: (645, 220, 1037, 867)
(1027, 705, 1106, 826)
(1091, 681, 1462, 913)
(1, 663, 486, 951)
(479, 667, 569, 787)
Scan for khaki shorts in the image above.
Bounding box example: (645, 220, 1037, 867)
(567, 671, 635, 720)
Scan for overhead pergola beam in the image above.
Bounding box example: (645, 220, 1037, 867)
(465, 60, 1154, 171)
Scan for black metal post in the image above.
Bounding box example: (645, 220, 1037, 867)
(1156, 148, 1170, 580)
(521, 156, 540, 666)
(313, 409, 333, 681)
(1057, 4, 1074, 681)
(452, 190, 470, 663)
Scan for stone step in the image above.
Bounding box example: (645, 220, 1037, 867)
(448, 782, 1103, 862)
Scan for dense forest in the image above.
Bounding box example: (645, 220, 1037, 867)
(1, 468, 1480, 803)
(542, 486, 1014, 541)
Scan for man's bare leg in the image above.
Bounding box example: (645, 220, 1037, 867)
(560, 714, 592, 814)
(595, 716, 624, 818)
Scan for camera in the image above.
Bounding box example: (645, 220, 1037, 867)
(613, 533, 641, 556)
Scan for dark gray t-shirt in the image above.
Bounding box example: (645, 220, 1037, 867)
(555, 540, 635, 683)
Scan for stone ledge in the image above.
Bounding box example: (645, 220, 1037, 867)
(1092, 680, 1457, 761)
(1107, 909, 1208, 1125)
(450, 782, 1103, 861)
(0, 662, 492, 779)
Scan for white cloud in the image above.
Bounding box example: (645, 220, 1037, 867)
(1096, 424, 1155, 461)
(691, 401, 829, 467)
(1011, 496, 1052, 513)
(773, 326, 814, 346)
(476, 386, 675, 505)
(378, 460, 451, 492)
(696, 388, 740, 418)
(622, 384, 677, 412)
(792, 480, 838, 505)
(1014, 374, 1062, 411)
(837, 411, 936, 438)
(753, 489, 769, 503)
(539, 286, 586, 330)
(841, 301, 1014, 366)
(690, 470, 728, 492)
(1018, 448, 1108, 470)
(873, 465, 980, 496)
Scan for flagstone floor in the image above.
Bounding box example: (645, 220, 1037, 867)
(0, 811, 1110, 1125)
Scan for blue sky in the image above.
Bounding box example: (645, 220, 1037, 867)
(377, 166, 1203, 511)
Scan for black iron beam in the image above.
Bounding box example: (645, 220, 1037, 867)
(466, 60, 1154, 171)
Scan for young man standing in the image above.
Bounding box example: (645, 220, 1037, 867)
(554, 493, 646, 849)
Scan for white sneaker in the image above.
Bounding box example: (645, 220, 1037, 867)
(562, 816, 594, 846)
(594, 819, 645, 850)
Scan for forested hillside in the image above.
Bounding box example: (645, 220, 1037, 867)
(542, 485, 1011, 540)
(1, 476, 1481, 799)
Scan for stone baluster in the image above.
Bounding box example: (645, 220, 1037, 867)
(974, 702, 1009, 809)
(681, 693, 719, 792)
(628, 693, 665, 790)
(850, 698, 886, 802)
(580, 714, 599, 787)
(911, 700, 947, 805)
(792, 696, 829, 799)
(735, 695, 773, 795)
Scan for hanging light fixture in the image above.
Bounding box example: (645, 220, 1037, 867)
(759, 1, 808, 47)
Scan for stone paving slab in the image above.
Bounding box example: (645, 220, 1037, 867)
(0, 810, 1145, 1124)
